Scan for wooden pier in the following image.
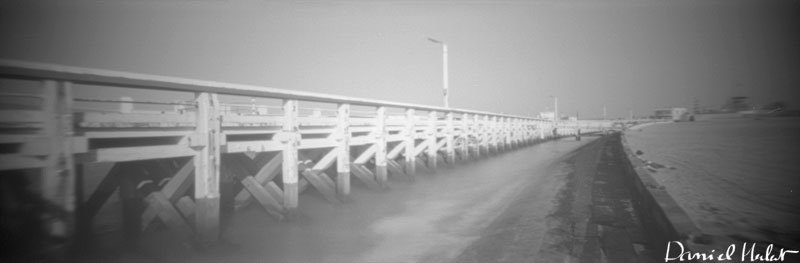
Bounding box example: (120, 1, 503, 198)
(0, 59, 609, 258)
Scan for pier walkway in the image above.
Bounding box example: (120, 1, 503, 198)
(0, 59, 610, 261)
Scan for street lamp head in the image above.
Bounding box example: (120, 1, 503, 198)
(427, 37, 443, 44)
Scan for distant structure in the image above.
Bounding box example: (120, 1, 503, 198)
(721, 96, 751, 112)
(539, 111, 556, 121)
(654, 107, 690, 121)
(538, 111, 574, 121)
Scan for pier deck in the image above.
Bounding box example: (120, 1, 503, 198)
(0, 59, 609, 261)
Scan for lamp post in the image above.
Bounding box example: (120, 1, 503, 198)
(427, 37, 449, 108)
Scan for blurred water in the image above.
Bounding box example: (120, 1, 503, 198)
(624, 118, 800, 247)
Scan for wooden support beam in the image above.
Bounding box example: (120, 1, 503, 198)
(510, 118, 516, 149)
(412, 139, 428, 158)
(473, 114, 481, 158)
(160, 159, 195, 202)
(350, 163, 380, 189)
(40, 80, 78, 240)
(495, 116, 503, 152)
(426, 111, 437, 171)
(524, 120, 531, 144)
(193, 92, 221, 243)
(374, 106, 388, 188)
(485, 117, 492, 154)
(460, 113, 470, 160)
(506, 118, 511, 144)
(500, 117, 507, 152)
(226, 155, 286, 207)
(522, 120, 528, 144)
(386, 142, 405, 160)
(386, 159, 407, 179)
(76, 111, 196, 128)
(175, 196, 196, 221)
(512, 118, 516, 145)
(222, 155, 282, 219)
(81, 145, 196, 163)
(233, 153, 281, 207)
(482, 115, 490, 156)
(336, 103, 351, 198)
(520, 119, 526, 145)
(524, 119, 530, 145)
(280, 99, 300, 216)
(298, 160, 340, 203)
(312, 147, 339, 172)
(404, 109, 416, 177)
(509, 118, 516, 149)
(539, 121, 546, 140)
(240, 176, 284, 220)
(445, 112, 455, 165)
(436, 139, 446, 154)
(484, 122, 490, 151)
(353, 144, 377, 164)
(297, 152, 339, 203)
(83, 162, 126, 221)
(141, 159, 195, 228)
(0, 110, 45, 127)
(143, 191, 193, 235)
(511, 118, 516, 148)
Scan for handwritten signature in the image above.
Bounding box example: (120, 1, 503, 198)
(665, 241, 799, 262)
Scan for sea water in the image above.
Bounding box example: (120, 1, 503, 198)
(625, 118, 800, 248)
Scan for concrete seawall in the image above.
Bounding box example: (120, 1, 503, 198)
(618, 132, 705, 259)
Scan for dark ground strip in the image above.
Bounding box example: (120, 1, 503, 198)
(590, 135, 657, 262)
(451, 135, 658, 263)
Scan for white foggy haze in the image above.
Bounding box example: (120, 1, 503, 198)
(1, 0, 798, 118)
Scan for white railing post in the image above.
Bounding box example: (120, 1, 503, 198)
(404, 109, 416, 176)
(445, 111, 455, 165)
(426, 111, 438, 170)
(336, 103, 351, 198)
(461, 113, 470, 160)
(472, 114, 480, 158)
(281, 99, 299, 216)
(194, 92, 221, 243)
(375, 106, 387, 188)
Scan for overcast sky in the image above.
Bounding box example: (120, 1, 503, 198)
(1, 0, 798, 118)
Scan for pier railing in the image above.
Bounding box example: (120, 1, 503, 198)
(0, 59, 609, 247)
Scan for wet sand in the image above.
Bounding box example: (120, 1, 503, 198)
(101, 137, 599, 263)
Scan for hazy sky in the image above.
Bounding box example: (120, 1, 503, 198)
(1, 0, 798, 118)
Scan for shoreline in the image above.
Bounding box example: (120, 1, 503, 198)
(452, 134, 659, 262)
(627, 121, 672, 131)
(622, 119, 800, 261)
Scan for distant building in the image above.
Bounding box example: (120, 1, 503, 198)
(654, 107, 690, 121)
(539, 111, 555, 121)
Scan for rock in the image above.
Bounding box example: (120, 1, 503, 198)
(635, 150, 644, 155)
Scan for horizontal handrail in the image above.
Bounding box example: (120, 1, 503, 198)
(0, 59, 545, 121)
